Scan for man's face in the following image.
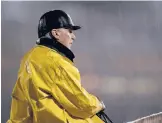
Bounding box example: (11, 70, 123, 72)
(52, 28, 76, 49)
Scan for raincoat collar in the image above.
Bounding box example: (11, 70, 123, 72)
(36, 37, 75, 62)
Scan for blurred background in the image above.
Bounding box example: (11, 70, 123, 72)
(1, 1, 162, 123)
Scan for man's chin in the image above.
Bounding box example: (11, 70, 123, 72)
(62, 43, 71, 49)
(68, 45, 72, 49)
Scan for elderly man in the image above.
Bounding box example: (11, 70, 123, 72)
(7, 10, 105, 123)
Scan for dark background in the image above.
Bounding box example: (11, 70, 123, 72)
(2, 1, 162, 123)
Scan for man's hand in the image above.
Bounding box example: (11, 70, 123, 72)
(96, 96, 106, 111)
(100, 101, 106, 111)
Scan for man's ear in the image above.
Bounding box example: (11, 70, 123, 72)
(51, 29, 59, 40)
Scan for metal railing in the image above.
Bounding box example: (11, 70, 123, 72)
(127, 112, 162, 123)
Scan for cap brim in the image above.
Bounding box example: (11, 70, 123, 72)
(71, 25, 81, 30)
(64, 25, 81, 30)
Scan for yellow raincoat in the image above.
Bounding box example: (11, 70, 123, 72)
(7, 39, 104, 123)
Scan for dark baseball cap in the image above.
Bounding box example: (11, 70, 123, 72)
(38, 10, 81, 38)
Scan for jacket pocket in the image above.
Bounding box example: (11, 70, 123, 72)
(35, 97, 66, 123)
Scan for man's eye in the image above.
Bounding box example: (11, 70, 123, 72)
(69, 29, 72, 33)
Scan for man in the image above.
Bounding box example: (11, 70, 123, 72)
(7, 10, 105, 123)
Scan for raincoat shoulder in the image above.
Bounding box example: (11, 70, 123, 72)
(7, 45, 104, 123)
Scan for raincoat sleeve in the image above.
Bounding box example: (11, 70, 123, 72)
(49, 62, 103, 119)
